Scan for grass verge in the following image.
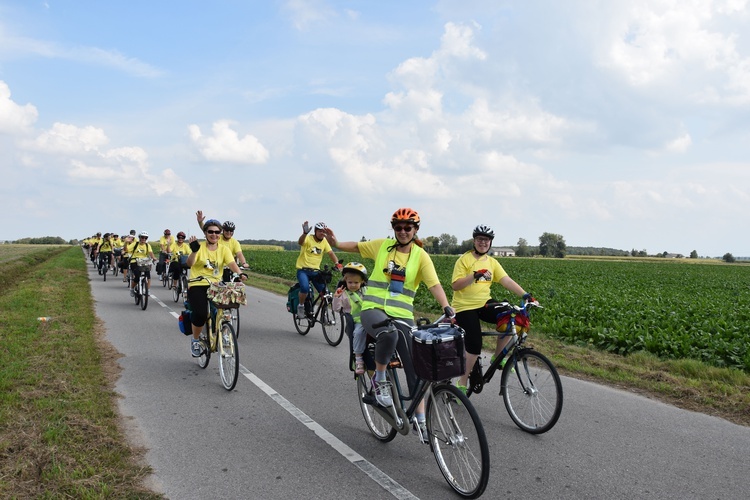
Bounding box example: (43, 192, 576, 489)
(0, 246, 161, 498)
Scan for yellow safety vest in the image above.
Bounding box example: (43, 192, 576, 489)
(362, 241, 422, 319)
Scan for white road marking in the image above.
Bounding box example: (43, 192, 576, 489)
(240, 366, 419, 500)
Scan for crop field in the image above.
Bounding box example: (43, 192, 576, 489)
(244, 249, 750, 372)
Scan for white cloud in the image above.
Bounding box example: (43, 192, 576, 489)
(188, 121, 270, 164)
(29, 122, 109, 154)
(282, 0, 336, 31)
(602, 0, 750, 103)
(0, 81, 38, 134)
(664, 132, 692, 153)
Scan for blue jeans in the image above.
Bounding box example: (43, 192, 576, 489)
(297, 268, 325, 295)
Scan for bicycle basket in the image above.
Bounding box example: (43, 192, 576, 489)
(411, 324, 466, 382)
(136, 258, 152, 272)
(207, 281, 247, 308)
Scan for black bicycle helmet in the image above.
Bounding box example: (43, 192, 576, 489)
(472, 224, 495, 239)
(222, 221, 235, 231)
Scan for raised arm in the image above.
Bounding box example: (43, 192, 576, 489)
(324, 227, 360, 253)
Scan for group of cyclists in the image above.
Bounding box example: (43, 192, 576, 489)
(83, 212, 250, 359)
(85, 207, 537, 411)
(300, 208, 538, 437)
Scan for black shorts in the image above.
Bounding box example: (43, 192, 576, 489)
(454, 299, 509, 355)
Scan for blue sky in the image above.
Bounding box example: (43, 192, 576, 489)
(1, 0, 749, 257)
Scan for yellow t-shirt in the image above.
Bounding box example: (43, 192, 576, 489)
(98, 238, 113, 252)
(357, 239, 441, 289)
(172, 241, 192, 257)
(219, 236, 242, 259)
(126, 241, 153, 262)
(188, 242, 235, 287)
(112, 238, 124, 249)
(296, 234, 331, 270)
(159, 235, 174, 253)
(450, 251, 509, 313)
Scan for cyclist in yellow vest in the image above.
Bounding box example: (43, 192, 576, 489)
(327, 208, 454, 420)
(295, 221, 343, 318)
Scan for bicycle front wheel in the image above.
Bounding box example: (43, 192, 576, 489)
(356, 375, 397, 442)
(218, 322, 239, 391)
(501, 349, 563, 434)
(427, 384, 490, 499)
(230, 307, 240, 338)
(321, 302, 344, 346)
(140, 280, 148, 310)
(172, 279, 181, 302)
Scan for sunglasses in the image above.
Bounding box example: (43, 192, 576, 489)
(393, 225, 415, 232)
(177, 237, 185, 240)
(223, 229, 234, 233)
(206, 230, 222, 235)
(139, 236, 148, 240)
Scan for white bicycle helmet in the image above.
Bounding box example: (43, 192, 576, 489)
(139, 231, 149, 238)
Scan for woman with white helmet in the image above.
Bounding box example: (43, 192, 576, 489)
(450, 224, 538, 394)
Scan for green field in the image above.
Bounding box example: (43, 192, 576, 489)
(245, 249, 750, 372)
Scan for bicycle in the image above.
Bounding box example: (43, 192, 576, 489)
(132, 258, 152, 311)
(161, 252, 172, 288)
(292, 265, 344, 346)
(465, 301, 563, 434)
(357, 316, 490, 499)
(97, 251, 111, 282)
(172, 261, 189, 303)
(193, 277, 240, 391)
(111, 248, 120, 277)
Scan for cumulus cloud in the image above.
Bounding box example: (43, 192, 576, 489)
(29, 122, 109, 154)
(188, 121, 270, 164)
(602, 0, 750, 103)
(0, 81, 38, 134)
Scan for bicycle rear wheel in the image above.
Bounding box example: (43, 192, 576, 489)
(501, 349, 563, 434)
(293, 299, 312, 335)
(321, 302, 344, 346)
(356, 374, 397, 442)
(427, 384, 489, 499)
(218, 322, 239, 390)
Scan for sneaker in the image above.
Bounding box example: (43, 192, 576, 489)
(355, 359, 365, 375)
(190, 339, 202, 357)
(129, 289, 135, 297)
(412, 420, 428, 443)
(297, 304, 306, 319)
(492, 355, 513, 373)
(456, 383, 468, 395)
(371, 376, 393, 407)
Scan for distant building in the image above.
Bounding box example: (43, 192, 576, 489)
(490, 247, 515, 257)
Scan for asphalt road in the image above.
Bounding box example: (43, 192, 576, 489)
(88, 263, 750, 499)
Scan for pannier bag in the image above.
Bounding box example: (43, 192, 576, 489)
(286, 283, 300, 314)
(178, 309, 192, 335)
(207, 281, 247, 308)
(411, 324, 466, 382)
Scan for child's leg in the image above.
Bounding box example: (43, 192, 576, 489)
(352, 323, 366, 356)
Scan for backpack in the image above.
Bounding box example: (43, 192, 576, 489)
(286, 283, 300, 314)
